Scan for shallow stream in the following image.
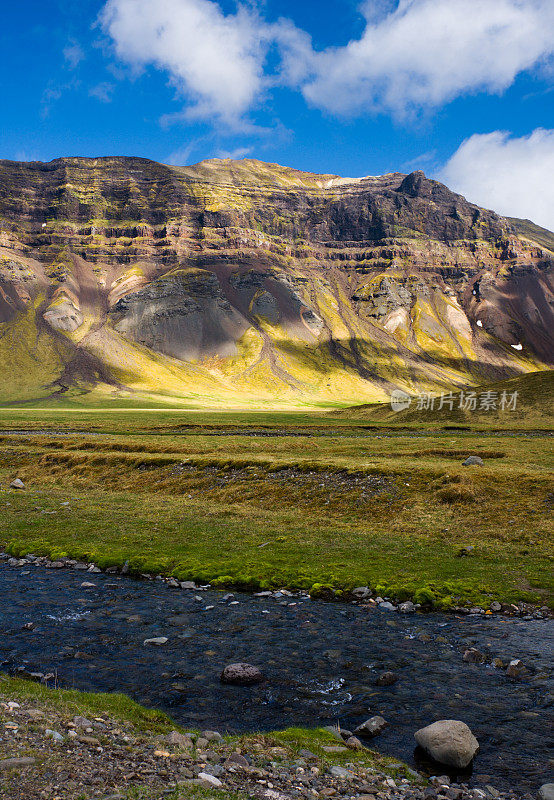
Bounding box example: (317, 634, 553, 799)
(1, 565, 552, 792)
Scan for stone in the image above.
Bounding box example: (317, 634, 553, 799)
(414, 720, 479, 768)
(0, 757, 36, 769)
(25, 709, 45, 720)
(202, 729, 222, 741)
(79, 735, 100, 745)
(328, 766, 353, 779)
(224, 753, 250, 768)
(506, 659, 526, 678)
(45, 729, 64, 742)
(10, 478, 25, 489)
(376, 670, 398, 686)
(204, 764, 225, 777)
(198, 771, 223, 787)
(490, 601, 502, 612)
(463, 648, 485, 664)
(166, 730, 193, 749)
(399, 601, 416, 613)
(73, 716, 93, 728)
(378, 601, 397, 611)
(352, 586, 371, 599)
(220, 662, 263, 685)
(462, 456, 484, 466)
(539, 784, 554, 800)
(456, 545, 475, 557)
(196, 736, 209, 749)
(321, 745, 348, 753)
(354, 716, 388, 737)
(143, 636, 168, 646)
(345, 736, 363, 749)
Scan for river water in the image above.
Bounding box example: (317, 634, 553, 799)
(1, 565, 552, 792)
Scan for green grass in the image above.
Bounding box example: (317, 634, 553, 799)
(0, 675, 177, 735)
(0, 410, 552, 608)
(333, 370, 554, 430)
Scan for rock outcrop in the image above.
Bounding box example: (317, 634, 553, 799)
(0, 156, 552, 405)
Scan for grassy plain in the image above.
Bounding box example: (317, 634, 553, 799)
(0, 404, 552, 609)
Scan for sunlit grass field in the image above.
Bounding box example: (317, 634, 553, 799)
(0, 405, 552, 608)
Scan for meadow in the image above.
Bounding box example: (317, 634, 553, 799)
(0, 406, 552, 609)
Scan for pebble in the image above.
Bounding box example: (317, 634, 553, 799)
(328, 766, 353, 779)
(198, 771, 223, 787)
(45, 729, 64, 742)
(143, 637, 168, 646)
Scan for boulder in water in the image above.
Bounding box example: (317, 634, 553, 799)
(220, 662, 263, 685)
(354, 716, 388, 737)
(539, 784, 554, 800)
(415, 720, 479, 768)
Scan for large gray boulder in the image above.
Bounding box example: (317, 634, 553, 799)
(220, 663, 263, 685)
(539, 784, 554, 800)
(414, 720, 479, 768)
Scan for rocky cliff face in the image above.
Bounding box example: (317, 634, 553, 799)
(0, 156, 552, 406)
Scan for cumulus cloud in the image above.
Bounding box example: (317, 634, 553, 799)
(99, 0, 554, 125)
(300, 0, 554, 116)
(100, 0, 270, 125)
(438, 129, 554, 231)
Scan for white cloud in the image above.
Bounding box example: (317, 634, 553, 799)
(215, 146, 253, 159)
(89, 82, 115, 103)
(63, 40, 85, 70)
(99, 0, 554, 126)
(100, 0, 270, 125)
(438, 129, 554, 231)
(300, 0, 554, 116)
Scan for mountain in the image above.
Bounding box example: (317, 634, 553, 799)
(0, 156, 553, 407)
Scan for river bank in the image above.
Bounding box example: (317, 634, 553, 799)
(1, 676, 535, 800)
(1, 561, 552, 795)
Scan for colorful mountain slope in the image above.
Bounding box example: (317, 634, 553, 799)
(0, 157, 552, 407)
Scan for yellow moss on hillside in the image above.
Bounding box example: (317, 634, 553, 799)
(0, 299, 71, 401)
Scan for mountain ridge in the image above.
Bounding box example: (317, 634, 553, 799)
(0, 156, 552, 407)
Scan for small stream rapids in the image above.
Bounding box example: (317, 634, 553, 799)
(1, 565, 552, 792)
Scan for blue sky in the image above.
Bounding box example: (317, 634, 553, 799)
(1, 0, 553, 227)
